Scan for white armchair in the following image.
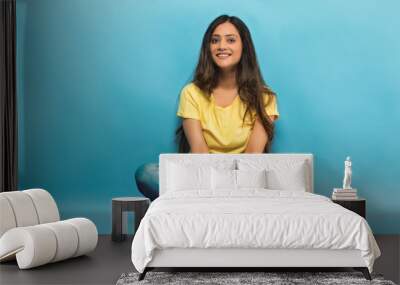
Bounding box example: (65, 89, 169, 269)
(0, 189, 98, 269)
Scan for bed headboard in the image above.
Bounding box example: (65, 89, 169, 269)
(159, 153, 314, 195)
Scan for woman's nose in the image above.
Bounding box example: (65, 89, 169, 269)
(217, 39, 228, 50)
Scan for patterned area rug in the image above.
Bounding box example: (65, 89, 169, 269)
(116, 271, 396, 285)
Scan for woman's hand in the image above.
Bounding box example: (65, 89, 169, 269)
(244, 116, 276, 153)
(182, 118, 209, 153)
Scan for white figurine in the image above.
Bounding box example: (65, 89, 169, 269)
(342, 156, 352, 189)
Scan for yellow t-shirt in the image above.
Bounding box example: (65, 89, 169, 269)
(177, 83, 279, 154)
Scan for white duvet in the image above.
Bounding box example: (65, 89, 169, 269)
(131, 190, 380, 273)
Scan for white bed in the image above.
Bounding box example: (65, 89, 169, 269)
(131, 154, 380, 280)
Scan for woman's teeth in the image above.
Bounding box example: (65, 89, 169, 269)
(217, 54, 231, 58)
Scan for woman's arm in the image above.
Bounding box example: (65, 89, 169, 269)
(182, 118, 209, 153)
(244, 116, 276, 153)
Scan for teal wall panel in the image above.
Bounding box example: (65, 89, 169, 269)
(16, 0, 400, 233)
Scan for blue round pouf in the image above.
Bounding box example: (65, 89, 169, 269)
(134, 163, 159, 201)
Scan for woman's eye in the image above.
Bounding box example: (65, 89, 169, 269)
(211, 38, 219, 44)
(227, 38, 236, 43)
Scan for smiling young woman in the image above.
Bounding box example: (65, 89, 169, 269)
(176, 15, 279, 154)
(136, 15, 279, 200)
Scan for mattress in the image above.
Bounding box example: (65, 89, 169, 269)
(131, 189, 380, 273)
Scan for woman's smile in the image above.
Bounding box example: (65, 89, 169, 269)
(216, 52, 232, 59)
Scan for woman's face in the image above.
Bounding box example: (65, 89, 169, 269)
(210, 22, 243, 72)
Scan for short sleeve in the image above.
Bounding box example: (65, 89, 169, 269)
(177, 85, 201, 120)
(264, 94, 279, 119)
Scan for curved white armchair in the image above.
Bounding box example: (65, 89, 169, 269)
(0, 189, 98, 269)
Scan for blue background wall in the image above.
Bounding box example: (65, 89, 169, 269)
(16, 0, 400, 234)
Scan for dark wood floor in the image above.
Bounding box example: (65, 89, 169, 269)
(0, 236, 134, 285)
(0, 235, 399, 285)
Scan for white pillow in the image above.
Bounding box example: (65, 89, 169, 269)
(237, 159, 308, 191)
(167, 162, 211, 191)
(211, 168, 236, 190)
(236, 169, 268, 188)
(265, 163, 307, 191)
(211, 169, 268, 190)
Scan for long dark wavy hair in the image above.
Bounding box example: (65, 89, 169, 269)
(176, 15, 276, 153)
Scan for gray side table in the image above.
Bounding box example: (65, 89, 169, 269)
(112, 197, 150, 242)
